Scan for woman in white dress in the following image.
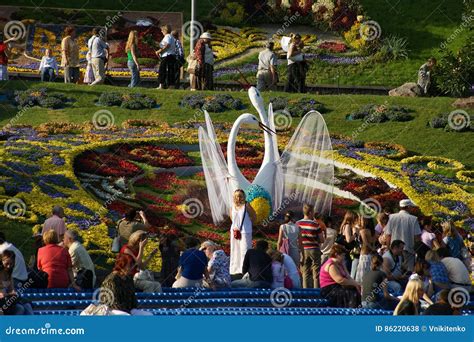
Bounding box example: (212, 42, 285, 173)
(229, 189, 257, 275)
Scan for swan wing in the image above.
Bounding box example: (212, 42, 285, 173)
(198, 126, 232, 224)
(279, 110, 334, 216)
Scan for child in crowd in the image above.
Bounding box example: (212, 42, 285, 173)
(84, 51, 95, 84)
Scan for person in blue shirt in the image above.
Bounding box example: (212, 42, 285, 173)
(173, 237, 208, 288)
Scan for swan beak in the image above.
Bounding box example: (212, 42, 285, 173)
(258, 121, 276, 135)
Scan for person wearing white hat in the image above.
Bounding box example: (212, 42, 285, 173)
(384, 199, 421, 272)
(193, 32, 215, 90)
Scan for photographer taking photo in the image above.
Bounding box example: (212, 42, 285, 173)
(117, 209, 151, 247)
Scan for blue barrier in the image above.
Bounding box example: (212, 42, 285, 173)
(23, 289, 323, 301)
(31, 298, 329, 309)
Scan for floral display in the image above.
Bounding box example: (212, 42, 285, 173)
(211, 28, 267, 62)
(317, 41, 348, 53)
(0, 120, 472, 273)
(346, 104, 414, 122)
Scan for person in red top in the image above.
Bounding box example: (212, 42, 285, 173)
(0, 33, 14, 81)
(296, 203, 324, 288)
(119, 230, 161, 293)
(37, 230, 80, 290)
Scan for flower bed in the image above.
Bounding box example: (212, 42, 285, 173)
(317, 41, 348, 53)
(180, 94, 244, 112)
(270, 97, 328, 117)
(346, 104, 414, 122)
(14, 88, 75, 109)
(0, 121, 472, 273)
(97, 92, 157, 110)
(428, 112, 474, 132)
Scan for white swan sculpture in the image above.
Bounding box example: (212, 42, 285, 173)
(199, 87, 334, 224)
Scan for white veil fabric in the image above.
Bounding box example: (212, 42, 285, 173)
(277, 110, 334, 216)
(198, 112, 232, 224)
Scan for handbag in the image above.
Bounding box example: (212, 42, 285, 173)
(279, 224, 290, 254)
(233, 205, 246, 241)
(75, 268, 94, 289)
(112, 219, 124, 253)
(281, 261, 293, 289)
(186, 54, 198, 74)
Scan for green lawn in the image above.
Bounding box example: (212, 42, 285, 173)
(1, 81, 473, 168)
(2, 1, 214, 21)
(0, 217, 36, 263)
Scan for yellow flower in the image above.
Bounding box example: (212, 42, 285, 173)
(249, 197, 271, 226)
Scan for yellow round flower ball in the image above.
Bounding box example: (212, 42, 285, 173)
(249, 197, 271, 225)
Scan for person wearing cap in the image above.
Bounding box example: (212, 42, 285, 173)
(256, 41, 278, 91)
(384, 199, 422, 272)
(200, 241, 231, 289)
(155, 24, 177, 89)
(0, 33, 15, 81)
(193, 32, 215, 90)
(42, 205, 67, 240)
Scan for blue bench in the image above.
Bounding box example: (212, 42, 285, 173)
(23, 287, 322, 293)
(34, 307, 392, 316)
(32, 298, 329, 309)
(23, 290, 322, 301)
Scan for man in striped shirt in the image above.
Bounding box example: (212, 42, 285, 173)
(296, 204, 324, 288)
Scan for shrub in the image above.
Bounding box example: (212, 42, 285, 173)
(346, 104, 413, 122)
(180, 94, 244, 112)
(434, 37, 474, 97)
(98, 92, 157, 110)
(14, 88, 74, 109)
(428, 112, 474, 132)
(98, 92, 122, 106)
(428, 115, 448, 129)
(287, 98, 328, 117)
(269, 97, 327, 117)
(374, 35, 409, 61)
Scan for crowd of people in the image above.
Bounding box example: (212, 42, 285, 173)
(0, 26, 303, 91)
(0, 191, 471, 316)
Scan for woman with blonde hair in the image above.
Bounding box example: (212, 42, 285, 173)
(125, 30, 140, 87)
(229, 189, 257, 275)
(441, 221, 466, 261)
(37, 230, 80, 290)
(393, 275, 425, 315)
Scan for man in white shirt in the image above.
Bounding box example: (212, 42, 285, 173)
(88, 27, 109, 85)
(155, 24, 177, 89)
(438, 248, 471, 291)
(385, 199, 421, 272)
(0, 232, 28, 288)
(63, 230, 96, 288)
(256, 41, 278, 91)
